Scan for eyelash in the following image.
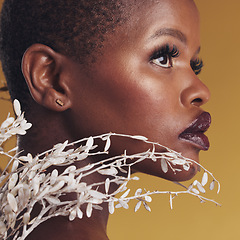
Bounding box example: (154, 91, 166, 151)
(150, 44, 179, 68)
(190, 58, 203, 75)
(150, 44, 203, 75)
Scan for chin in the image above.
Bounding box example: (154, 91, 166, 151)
(165, 163, 199, 182)
(132, 147, 201, 182)
(166, 148, 200, 182)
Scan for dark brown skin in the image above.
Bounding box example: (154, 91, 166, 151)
(18, 0, 210, 239)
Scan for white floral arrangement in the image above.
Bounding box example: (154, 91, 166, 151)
(0, 100, 220, 240)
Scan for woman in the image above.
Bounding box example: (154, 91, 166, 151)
(0, 0, 211, 239)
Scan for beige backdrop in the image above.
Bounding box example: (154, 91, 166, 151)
(0, 1, 239, 239)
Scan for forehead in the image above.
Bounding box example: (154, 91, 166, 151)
(106, 0, 199, 48)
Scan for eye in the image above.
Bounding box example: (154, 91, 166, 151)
(190, 58, 203, 75)
(151, 54, 172, 68)
(150, 44, 179, 69)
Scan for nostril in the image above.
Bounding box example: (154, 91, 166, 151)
(191, 98, 202, 106)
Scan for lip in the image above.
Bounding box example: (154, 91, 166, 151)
(179, 112, 211, 150)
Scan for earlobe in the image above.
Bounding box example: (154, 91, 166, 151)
(22, 43, 72, 111)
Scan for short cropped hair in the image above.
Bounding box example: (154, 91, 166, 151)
(0, 0, 127, 109)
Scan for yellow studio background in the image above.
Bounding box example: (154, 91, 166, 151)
(0, 1, 239, 239)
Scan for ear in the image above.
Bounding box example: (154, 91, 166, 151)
(22, 43, 72, 111)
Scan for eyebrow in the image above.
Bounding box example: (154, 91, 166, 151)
(149, 28, 187, 44)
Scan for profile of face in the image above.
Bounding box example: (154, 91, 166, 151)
(62, 0, 211, 181)
(26, 0, 210, 182)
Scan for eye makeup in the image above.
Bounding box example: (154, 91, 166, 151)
(149, 44, 180, 68)
(149, 43, 203, 75)
(190, 58, 203, 75)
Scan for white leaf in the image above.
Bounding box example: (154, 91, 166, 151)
(105, 178, 110, 194)
(183, 164, 190, 171)
(191, 188, 200, 194)
(62, 165, 76, 175)
(54, 140, 68, 154)
(217, 182, 221, 194)
(49, 180, 65, 193)
(11, 160, 19, 172)
(1, 117, 14, 129)
(8, 173, 18, 190)
(69, 209, 76, 221)
(118, 167, 127, 174)
(45, 196, 61, 205)
(201, 172, 208, 186)
(169, 194, 173, 209)
(77, 153, 88, 161)
(104, 137, 111, 152)
(115, 203, 122, 209)
(88, 198, 103, 204)
(145, 196, 152, 202)
(98, 167, 118, 175)
(86, 203, 93, 217)
(132, 176, 139, 181)
(7, 193, 18, 212)
(120, 189, 130, 199)
(131, 135, 148, 141)
(210, 180, 215, 190)
(76, 182, 89, 192)
(32, 175, 40, 196)
(134, 201, 142, 212)
(135, 188, 142, 196)
(85, 136, 94, 152)
(164, 152, 178, 158)
(193, 180, 198, 186)
(118, 199, 129, 209)
(88, 190, 106, 199)
(31, 164, 42, 172)
(50, 169, 59, 185)
(18, 184, 30, 208)
(112, 181, 127, 195)
(23, 122, 32, 130)
(79, 164, 94, 172)
(196, 182, 206, 193)
(19, 153, 33, 163)
(93, 205, 103, 211)
(13, 99, 21, 116)
(0, 221, 7, 234)
(143, 202, 151, 212)
(16, 129, 27, 135)
(108, 201, 115, 214)
(171, 159, 186, 165)
(161, 159, 168, 173)
(76, 207, 83, 219)
(23, 212, 30, 224)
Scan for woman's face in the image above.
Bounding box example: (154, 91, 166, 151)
(67, 0, 210, 181)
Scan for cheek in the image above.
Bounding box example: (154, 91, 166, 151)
(69, 61, 182, 147)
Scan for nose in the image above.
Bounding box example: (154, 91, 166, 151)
(180, 74, 210, 108)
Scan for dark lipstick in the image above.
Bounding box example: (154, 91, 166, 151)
(179, 112, 211, 150)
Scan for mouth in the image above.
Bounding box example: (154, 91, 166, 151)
(179, 112, 211, 150)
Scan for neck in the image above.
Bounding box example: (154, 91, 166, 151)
(17, 105, 115, 239)
(26, 209, 110, 240)
(17, 107, 72, 156)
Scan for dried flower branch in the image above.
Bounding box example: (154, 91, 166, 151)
(0, 100, 220, 240)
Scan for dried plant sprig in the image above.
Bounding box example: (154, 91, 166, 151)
(0, 100, 220, 240)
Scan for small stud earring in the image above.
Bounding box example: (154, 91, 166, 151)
(56, 99, 64, 107)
